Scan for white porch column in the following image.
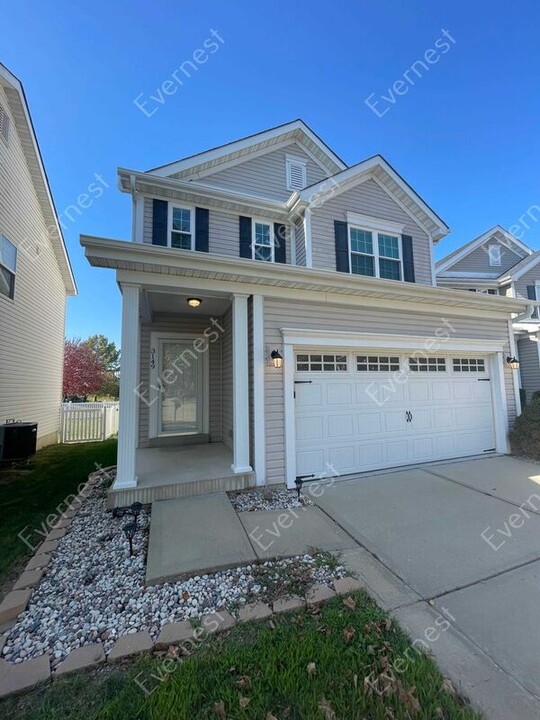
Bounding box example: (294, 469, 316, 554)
(252, 295, 265, 485)
(231, 293, 252, 474)
(114, 283, 140, 489)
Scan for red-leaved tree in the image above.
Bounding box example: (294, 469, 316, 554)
(63, 338, 106, 399)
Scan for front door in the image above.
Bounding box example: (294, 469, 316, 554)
(152, 336, 208, 437)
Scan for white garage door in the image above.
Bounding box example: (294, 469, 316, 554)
(295, 351, 496, 478)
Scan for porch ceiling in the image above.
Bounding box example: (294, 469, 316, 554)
(146, 291, 230, 316)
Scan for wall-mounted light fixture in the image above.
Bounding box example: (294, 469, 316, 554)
(271, 350, 283, 368)
(187, 298, 202, 308)
(506, 356, 520, 370)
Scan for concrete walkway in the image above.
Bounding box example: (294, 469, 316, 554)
(146, 494, 355, 583)
(313, 455, 540, 720)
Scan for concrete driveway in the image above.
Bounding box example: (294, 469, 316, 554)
(314, 455, 540, 720)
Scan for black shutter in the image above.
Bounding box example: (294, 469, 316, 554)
(239, 216, 252, 258)
(274, 223, 287, 263)
(334, 220, 349, 273)
(402, 235, 415, 283)
(527, 285, 536, 300)
(195, 207, 209, 252)
(152, 199, 168, 246)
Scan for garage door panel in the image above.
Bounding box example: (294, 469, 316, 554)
(295, 351, 496, 479)
(327, 414, 355, 437)
(326, 383, 353, 405)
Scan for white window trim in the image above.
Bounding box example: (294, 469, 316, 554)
(348, 224, 402, 280)
(252, 218, 275, 262)
(488, 244, 502, 267)
(346, 212, 404, 236)
(286, 155, 307, 191)
(167, 204, 195, 250)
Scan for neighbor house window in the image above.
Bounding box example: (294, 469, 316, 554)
(349, 227, 402, 280)
(488, 245, 501, 266)
(169, 206, 193, 250)
(286, 156, 307, 191)
(253, 220, 274, 262)
(0, 235, 17, 299)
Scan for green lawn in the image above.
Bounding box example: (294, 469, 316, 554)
(0, 592, 480, 719)
(0, 439, 117, 587)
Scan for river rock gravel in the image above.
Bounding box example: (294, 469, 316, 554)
(2, 480, 343, 668)
(228, 488, 314, 512)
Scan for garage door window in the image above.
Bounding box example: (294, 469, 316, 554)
(453, 358, 486, 372)
(408, 357, 446, 372)
(296, 354, 348, 372)
(357, 355, 400, 372)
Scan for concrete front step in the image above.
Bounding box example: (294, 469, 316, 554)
(145, 493, 257, 584)
(108, 472, 254, 508)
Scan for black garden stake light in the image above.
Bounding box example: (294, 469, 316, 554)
(123, 522, 137, 557)
(295, 477, 303, 501)
(130, 502, 143, 526)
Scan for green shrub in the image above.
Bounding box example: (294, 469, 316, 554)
(511, 396, 540, 457)
(532, 390, 540, 403)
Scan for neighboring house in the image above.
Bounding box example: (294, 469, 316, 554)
(436, 226, 540, 403)
(0, 64, 77, 449)
(81, 120, 529, 506)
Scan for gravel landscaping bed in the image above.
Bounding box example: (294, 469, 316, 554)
(2, 480, 343, 668)
(228, 488, 314, 512)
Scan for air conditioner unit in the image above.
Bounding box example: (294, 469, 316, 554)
(0, 422, 38, 461)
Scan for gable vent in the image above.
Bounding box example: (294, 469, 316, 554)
(0, 104, 9, 143)
(286, 157, 307, 191)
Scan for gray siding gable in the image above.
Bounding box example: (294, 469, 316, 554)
(449, 242, 525, 275)
(310, 178, 433, 284)
(191, 143, 329, 202)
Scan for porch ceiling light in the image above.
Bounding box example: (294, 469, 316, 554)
(507, 356, 520, 370)
(271, 350, 283, 368)
(187, 298, 202, 308)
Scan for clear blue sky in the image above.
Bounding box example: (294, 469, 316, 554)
(3, 0, 540, 345)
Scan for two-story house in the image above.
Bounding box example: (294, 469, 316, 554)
(81, 121, 530, 506)
(0, 63, 76, 450)
(436, 226, 540, 403)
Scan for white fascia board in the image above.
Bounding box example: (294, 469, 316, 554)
(437, 271, 502, 279)
(502, 253, 540, 282)
(436, 226, 533, 274)
(0, 63, 77, 295)
(346, 211, 404, 235)
(148, 120, 346, 178)
(299, 155, 449, 240)
(280, 327, 504, 354)
(118, 168, 289, 216)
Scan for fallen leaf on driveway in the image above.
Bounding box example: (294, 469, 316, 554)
(442, 678, 457, 697)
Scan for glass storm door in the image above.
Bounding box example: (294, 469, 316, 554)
(158, 340, 203, 435)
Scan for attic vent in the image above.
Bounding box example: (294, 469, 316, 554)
(286, 156, 307, 191)
(0, 104, 9, 143)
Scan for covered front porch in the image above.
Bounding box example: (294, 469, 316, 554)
(109, 283, 263, 507)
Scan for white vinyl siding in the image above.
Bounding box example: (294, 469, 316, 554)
(0, 85, 66, 447)
(310, 178, 433, 284)
(138, 313, 223, 447)
(263, 297, 516, 485)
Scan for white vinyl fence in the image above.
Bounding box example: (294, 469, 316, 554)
(61, 402, 119, 443)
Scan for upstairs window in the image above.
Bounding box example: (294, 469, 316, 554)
(349, 226, 402, 280)
(286, 156, 307, 191)
(0, 235, 17, 299)
(488, 244, 501, 266)
(169, 206, 193, 250)
(253, 220, 274, 262)
(0, 104, 9, 144)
